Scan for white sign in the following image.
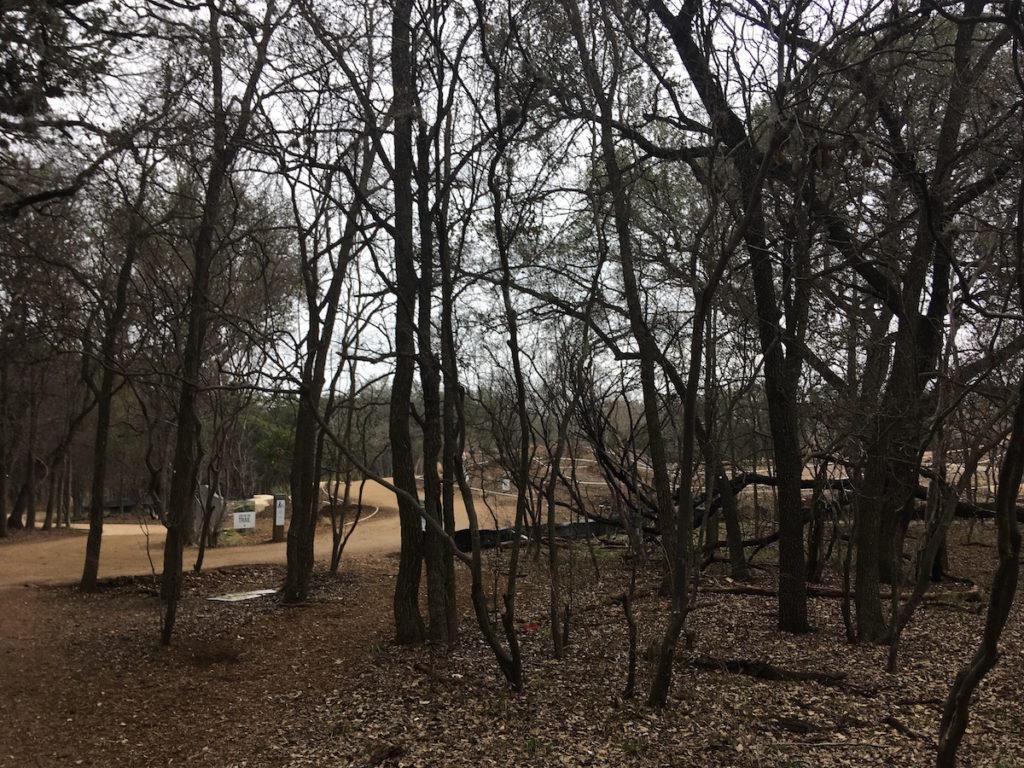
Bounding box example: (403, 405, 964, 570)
(501, 477, 511, 493)
(234, 511, 255, 529)
(275, 499, 285, 526)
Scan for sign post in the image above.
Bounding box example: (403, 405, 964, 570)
(233, 507, 256, 531)
(272, 494, 287, 542)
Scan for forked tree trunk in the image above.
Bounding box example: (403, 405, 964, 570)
(650, 0, 808, 632)
(563, 0, 678, 596)
(849, 3, 981, 640)
(436, 169, 520, 683)
(437, 199, 459, 642)
(283, 139, 371, 600)
(81, 199, 145, 591)
(161, 0, 276, 644)
(937, 168, 1024, 768)
(455, 385, 522, 688)
(416, 122, 454, 645)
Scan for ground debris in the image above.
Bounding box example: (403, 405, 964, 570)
(1, 522, 1021, 767)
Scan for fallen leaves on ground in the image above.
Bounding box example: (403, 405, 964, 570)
(0, 521, 1021, 767)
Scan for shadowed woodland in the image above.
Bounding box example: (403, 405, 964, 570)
(1, 0, 1023, 765)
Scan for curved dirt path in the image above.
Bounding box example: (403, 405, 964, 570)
(0, 479, 518, 588)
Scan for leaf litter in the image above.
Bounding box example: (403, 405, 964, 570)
(0, 521, 1020, 767)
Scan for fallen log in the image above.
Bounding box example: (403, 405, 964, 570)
(690, 656, 847, 686)
(883, 715, 926, 741)
(699, 583, 982, 602)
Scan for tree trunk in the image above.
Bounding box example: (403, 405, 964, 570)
(81, 202, 143, 591)
(61, 455, 72, 528)
(545, 377, 585, 659)
(936, 135, 1024, 767)
(648, 311, 701, 706)
(23, 396, 40, 531)
(748, 213, 808, 635)
(0, 357, 7, 537)
(855, 312, 943, 640)
(437, 201, 459, 642)
(650, 1, 808, 631)
(158, 0, 268, 637)
(284, 399, 321, 601)
(71, 471, 82, 525)
(416, 121, 453, 645)
(283, 141, 371, 598)
(161, 365, 204, 646)
(936, 380, 1023, 766)
(847, 1, 980, 641)
(438, 203, 522, 684)
(564, 0, 677, 593)
(390, 0, 425, 644)
(805, 463, 829, 584)
(161, 4, 271, 640)
(854, 451, 888, 641)
(42, 455, 58, 531)
(715, 464, 749, 582)
(0, 450, 7, 539)
(81, 371, 117, 592)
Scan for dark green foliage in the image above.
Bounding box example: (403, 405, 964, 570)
(0, 0, 111, 123)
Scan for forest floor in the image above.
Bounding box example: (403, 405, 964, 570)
(0, 518, 1021, 767)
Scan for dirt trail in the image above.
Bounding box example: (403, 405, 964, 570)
(0, 479, 517, 588)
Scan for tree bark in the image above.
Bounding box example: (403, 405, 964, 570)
(283, 136, 371, 600)
(564, 0, 678, 595)
(80, 187, 146, 591)
(416, 120, 453, 644)
(936, 380, 1023, 766)
(390, 0, 425, 644)
(649, 0, 808, 632)
(160, 0, 276, 644)
(0, 450, 7, 539)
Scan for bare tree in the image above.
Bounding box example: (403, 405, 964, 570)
(160, 0, 281, 645)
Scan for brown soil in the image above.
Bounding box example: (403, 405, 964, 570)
(0, 518, 1021, 767)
